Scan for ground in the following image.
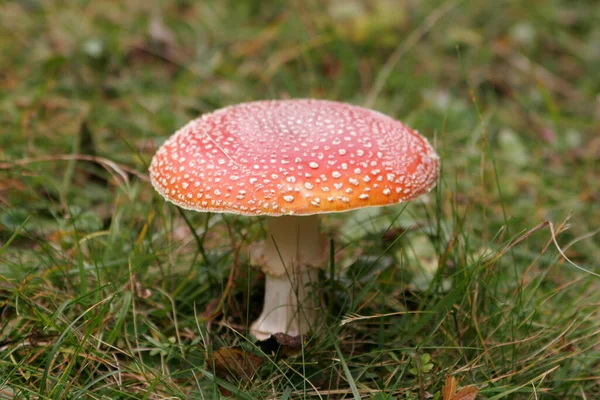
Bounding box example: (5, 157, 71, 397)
(0, 0, 599, 399)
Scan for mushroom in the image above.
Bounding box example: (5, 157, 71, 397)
(149, 99, 439, 340)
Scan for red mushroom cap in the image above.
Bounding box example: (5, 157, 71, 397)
(149, 99, 439, 216)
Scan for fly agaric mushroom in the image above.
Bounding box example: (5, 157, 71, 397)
(149, 99, 439, 340)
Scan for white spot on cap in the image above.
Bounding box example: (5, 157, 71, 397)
(283, 195, 294, 202)
(309, 162, 319, 169)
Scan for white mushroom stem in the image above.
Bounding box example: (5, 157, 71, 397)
(250, 215, 326, 340)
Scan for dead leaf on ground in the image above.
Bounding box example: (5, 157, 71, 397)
(442, 376, 478, 400)
(200, 297, 220, 320)
(211, 347, 264, 396)
(257, 332, 308, 357)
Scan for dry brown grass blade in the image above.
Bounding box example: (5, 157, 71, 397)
(340, 310, 434, 326)
(493, 43, 580, 100)
(0, 155, 149, 186)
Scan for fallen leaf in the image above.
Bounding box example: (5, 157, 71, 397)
(211, 347, 264, 396)
(453, 386, 478, 400)
(442, 376, 458, 400)
(257, 332, 308, 357)
(200, 297, 220, 320)
(442, 375, 478, 400)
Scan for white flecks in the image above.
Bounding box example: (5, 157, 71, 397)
(286, 176, 296, 183)
(332, 171, 342, 178)
(304, 182, 314, 189)
(311, 197, 321, 207)
(182, 182, 189, 189)
(363, 175, 371, 182)
(338, 149, 347, 155)
(214, 189, 222, 196)
(341, 197, 350, 203)
(249, 178, 258, 184)
(383, 188, 391, 195)
(309, 162, 319, 169)
(359, 193, 369, 200)
(334, 182, 343, 190)
(283, 195, 294, 203)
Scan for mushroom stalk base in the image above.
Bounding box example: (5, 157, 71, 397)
(250, 215, 325, 340)
(250, 268, 319, 341)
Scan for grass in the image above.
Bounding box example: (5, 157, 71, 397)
(1, 0, 599, 398)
